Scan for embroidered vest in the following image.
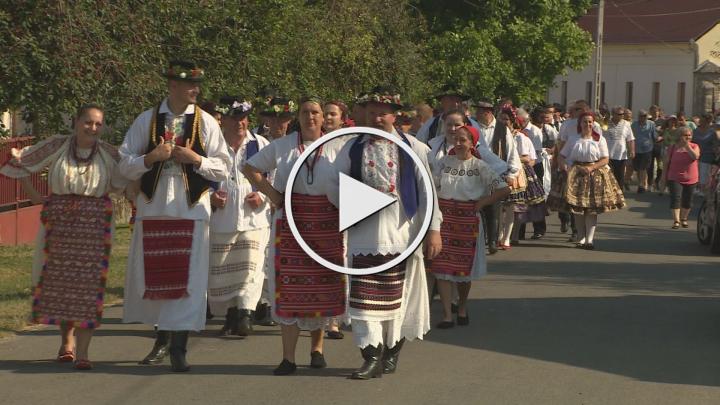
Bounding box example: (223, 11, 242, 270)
(140, 104, 209, 206)
(349, 129, 419, 218)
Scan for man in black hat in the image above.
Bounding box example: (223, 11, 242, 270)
(119, 60, 231, 372)
(473, 99, 521, 254)
(207, 97, 272, 338)
(416, 84, 482, 145)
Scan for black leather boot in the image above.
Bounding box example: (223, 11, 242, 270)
(219, 307, 239, 336)
(383, 338, 405, 374)
(169, 331, 190, 372)
(139, 330, 170, 365)
(236, 309, 253, 337)
(350, 343, 384, 380)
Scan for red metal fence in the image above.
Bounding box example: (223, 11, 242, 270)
(0, 136, 49, 245)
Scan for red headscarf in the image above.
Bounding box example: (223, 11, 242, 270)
(449, 125, 482, 159)
(577, 111, 601, 141)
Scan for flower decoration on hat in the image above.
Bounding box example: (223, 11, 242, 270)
(359, 86, 403, 110)
(165, 60, 205, 82)
(216, 96, 253, 116)
(259, 97, 297, 116)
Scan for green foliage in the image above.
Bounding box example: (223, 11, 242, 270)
(416, 0, 594, 105)
(0, 0, 593, 139)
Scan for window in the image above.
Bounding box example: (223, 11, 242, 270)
(585, 81, 593, 103)
(561, 81, 568, 109)
(625, 82, 633, 110)
(601, 81, 606, 105)
(677, 82, 686, 113)
(652, 82, 660, 106)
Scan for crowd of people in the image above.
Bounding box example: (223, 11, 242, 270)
(2, 60, 718, 377)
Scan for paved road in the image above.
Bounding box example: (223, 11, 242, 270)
(2, 192, 720, 404)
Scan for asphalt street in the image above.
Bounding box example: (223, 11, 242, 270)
(2, 191, 720, 404)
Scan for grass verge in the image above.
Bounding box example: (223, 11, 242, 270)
(0, 226, 130, 337)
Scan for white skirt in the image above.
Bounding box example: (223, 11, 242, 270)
(207, 228, 269, 314)
(351, 248, 430, 348)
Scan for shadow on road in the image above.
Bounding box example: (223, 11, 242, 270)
(427, 294, 720, 387)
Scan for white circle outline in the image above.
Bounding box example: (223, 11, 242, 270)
(284, 126, 435, 276)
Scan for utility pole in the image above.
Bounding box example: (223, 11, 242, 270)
(593, 0, 605, 112)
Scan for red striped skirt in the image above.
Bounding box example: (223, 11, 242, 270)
(349, 254, 405, 313)
(142, 219, 194, 300)
(431, 199, 478, 278)
(275, 194, 346, 318)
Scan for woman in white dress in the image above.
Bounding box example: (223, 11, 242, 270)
(431, 125, 510, 328)
(560, 112, 625, 249)
(243, 97, 348, 375)
(0, 104, 124, 370)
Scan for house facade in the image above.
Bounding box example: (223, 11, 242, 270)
(547, 0, 720, 115)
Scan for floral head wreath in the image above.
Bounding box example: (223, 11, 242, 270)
(358, 87, 403, 110)
(216, 97, 252, 117)
(165, 60, 204, 82)
(259, 97, 297, 116)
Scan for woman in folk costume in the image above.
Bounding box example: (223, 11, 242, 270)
(496, 104, 528, 249)
(431, 125, 510, 329)
(330, 87, 443, 379)
(559, 112, 625, 250)
(1, 104, 125, 370)
(207, 97, 271, 337)
(243, 96, 348, 376)
(253, 95, 298, 327)
(511, 109, 547, 244)
(120, 60, 231, 372)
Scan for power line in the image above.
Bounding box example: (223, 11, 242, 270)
(608, 0, 694, 54)
(604, 5, 720, 18)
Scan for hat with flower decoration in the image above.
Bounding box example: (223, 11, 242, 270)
(259, 96, 297, 117)
(165, 60, 205, 82)
(216, 96, 253, 118)
(435, 83, 470, 101)
(358, 86, 403, 111)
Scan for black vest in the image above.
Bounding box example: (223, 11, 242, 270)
(140, 104, 209, 207)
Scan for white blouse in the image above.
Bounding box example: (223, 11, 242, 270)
(515, 133, 537, 161)
(437, 155, 507, 201)
(0, 135, 123, 197)
(561, 136, 609, 165)
(428, 135, 509, 182)
(210, 131, 271, 233)
(245, 131, 347, 197)
(118, 100, 231, 221)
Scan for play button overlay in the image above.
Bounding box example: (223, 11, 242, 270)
(284, 126, 435, 276)
(338, 173, 396, 232)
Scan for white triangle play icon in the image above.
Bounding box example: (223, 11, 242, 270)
(339, 172, 397, 232)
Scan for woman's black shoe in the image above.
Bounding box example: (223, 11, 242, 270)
(584, 243, 595, 250)
(326, 330, 344, 339)
(457, 313, 470, 326)
(273, 359, 297, 375)
(310, 351, 327, 368)
(574, 242, 586, 249)
(436, 320, 455, 329)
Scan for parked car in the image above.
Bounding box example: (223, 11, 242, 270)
(697, 166, 720, 253)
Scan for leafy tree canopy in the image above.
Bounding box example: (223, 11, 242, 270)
(0, 0, 592, 139)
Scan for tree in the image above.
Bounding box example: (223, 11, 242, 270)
(414, 0, 594, 105)
(0, 0, 429, 140)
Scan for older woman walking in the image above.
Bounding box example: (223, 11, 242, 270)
(661, 127, 700, 229)
(0, 104, 124, 370)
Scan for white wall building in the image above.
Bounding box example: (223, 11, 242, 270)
(547, 0, 720, 116)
